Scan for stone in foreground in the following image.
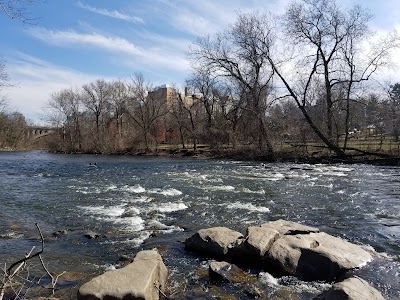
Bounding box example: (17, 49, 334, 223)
(315, 276, 386, 300)
(77, 249, 168, 300)
(185, 227, 244, 257)
(268, 232, 372, 280)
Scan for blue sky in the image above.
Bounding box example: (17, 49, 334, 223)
(0, 0, 399, 123)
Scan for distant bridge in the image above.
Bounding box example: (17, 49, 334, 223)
(26, 126, 57, 139)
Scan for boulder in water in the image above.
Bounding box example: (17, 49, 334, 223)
(77, 249, 168, 300)
(83, 230, 99, 239)
(185, 227, 244, 257)
(315, 276, 386, 300)
(267, 232, 372, 281)
(239, 220, 319, 259)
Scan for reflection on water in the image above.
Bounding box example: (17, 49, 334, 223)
(0, 151, 399, 299)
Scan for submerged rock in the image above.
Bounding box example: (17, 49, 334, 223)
(83, 230, 99, 239)
(185, 227, 244, 257)
(208, 261, 265, 299)
(315, 276, 386, 300)
(77, 249, 168, 300)
(267, 232, 372, 281)
(209, 261, 256, 284)
(52, 229, 68, 237)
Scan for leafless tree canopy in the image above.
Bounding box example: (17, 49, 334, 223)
(4, 0, 398, 158)
(0, 0, 41, 24)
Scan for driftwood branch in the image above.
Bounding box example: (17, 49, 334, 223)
(1, 223, 67, 300)
(7, 223, 44, 276)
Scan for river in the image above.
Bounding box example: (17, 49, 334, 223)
(0, 151, 399, 299)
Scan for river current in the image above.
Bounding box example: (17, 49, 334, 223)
(0, 151, 399, 299)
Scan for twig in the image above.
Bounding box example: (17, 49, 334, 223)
(7, 223, 44, 276)
(10, 246, 35, 278)
(0, 264, 6, 300)
(153, 282, 168, 298)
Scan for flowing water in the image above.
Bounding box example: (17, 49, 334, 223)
(0, 151, 399, 299)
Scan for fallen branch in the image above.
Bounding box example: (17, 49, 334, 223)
(7, 223, 44, 276)
(1, 223, 66, 300)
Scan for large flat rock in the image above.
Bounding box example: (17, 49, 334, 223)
(268, 232, 372, 281)
(77, 249, 168, 300)
(315, 276, 386, 300)
(240, 220, 319, 258)
(185, 227, 244, 257)
(241, 225, 281, 257)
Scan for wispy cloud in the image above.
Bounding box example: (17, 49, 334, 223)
(27, 27, 190, 72)
(29, 28, 143, 56)
(76, 1, 144, 24)
(4, 53, 107, 122)
(155, 0, 291, 37)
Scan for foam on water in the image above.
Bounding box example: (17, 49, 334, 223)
(119, 231, 153, 246)
(148, 188, 183, 196)
(127, 196, 153, 203)
(122, 184, 146, 193)
(320, 171, 348, 177)
(204, 185, 236, 192)
(148, 220, 184, 233)
(265, 173, 285, 181)
(259, 272, 279, 286)
(114, 216, 145, 232)
(122, 206, 141, 216)
(152, 202, 188, 213)
(78, 204, 144, 231)
(105, 185, 118, 191)
(242, 187, 265, 194)
(225, 201, 270, 213)
(79, 205, 126, 217)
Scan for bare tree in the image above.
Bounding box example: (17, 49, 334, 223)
(0, 58, 10, 91)
(48, 88, 82, 151)
(189, 12, 276, 154)
(168, 91, 189, 149)
(109, 80, 129, 139)
(186, 70, 238, 149)
(386, 82, 400, 140)
(259, 0, 399, 156)
(81, 79, 112, 149)
(126, 73, 168, 151)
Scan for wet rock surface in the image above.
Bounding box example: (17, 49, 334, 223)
(77, 249, 168, 300)
(185, 226, 244, 257)
(315, 276, 386, 300)
(267, 232, 372, 280)
(181, 220, 386, 299)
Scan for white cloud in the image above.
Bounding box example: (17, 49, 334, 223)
(27, 27, 190, 73)
(3, 53, 108, 123)
(157, 0, 291, 37)
(28, 28, 143, 56)
(77, 1, 144, 24)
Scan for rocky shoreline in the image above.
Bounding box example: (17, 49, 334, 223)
(77, 220, 386, 300)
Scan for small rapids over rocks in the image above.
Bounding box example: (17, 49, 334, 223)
(0, 151, 399, 299)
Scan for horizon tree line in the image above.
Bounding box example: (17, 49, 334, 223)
(1, 0, 400, 156)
